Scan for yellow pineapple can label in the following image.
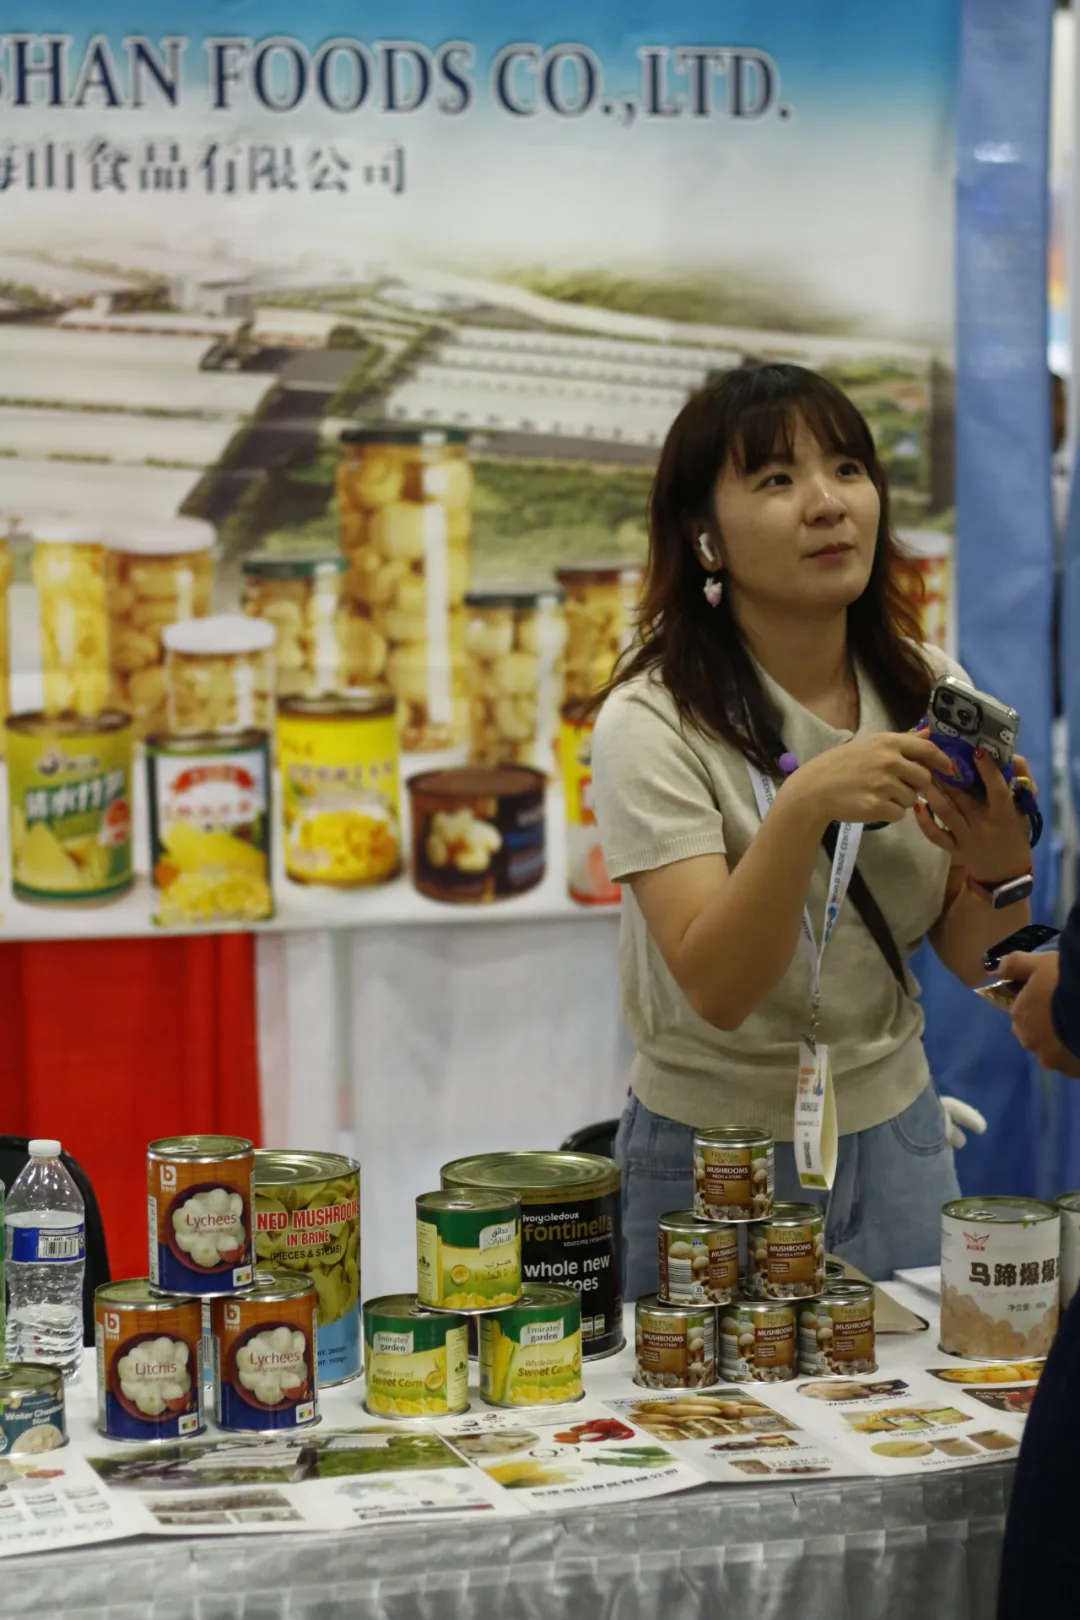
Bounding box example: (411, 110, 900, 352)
(6, 710, 133, 904)
(363, 1295, 469, 1418)
(277, 692, 401, 887)
(479, 1285, 583, 1407)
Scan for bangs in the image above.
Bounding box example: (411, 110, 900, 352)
(727, 375, 875, 476)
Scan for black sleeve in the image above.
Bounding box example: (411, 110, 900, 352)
(1051, 899, 1080, 1059)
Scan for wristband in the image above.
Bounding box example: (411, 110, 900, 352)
(965, 867, 1034, 910)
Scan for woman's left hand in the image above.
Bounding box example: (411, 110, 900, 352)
(913, 743, 1033, 880)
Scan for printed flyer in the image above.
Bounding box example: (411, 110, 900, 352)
(0, 1446, 146, 1558)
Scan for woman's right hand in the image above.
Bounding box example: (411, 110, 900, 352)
(785, 733, 957, 829)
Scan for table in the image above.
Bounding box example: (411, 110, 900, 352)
(0, 1284, 1016, 1620)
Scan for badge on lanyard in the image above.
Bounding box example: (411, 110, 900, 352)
(746, 764, 862, 1191)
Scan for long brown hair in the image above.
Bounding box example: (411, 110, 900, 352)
(597, 363, 932, 772)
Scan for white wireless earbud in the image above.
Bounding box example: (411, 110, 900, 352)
(698, 534, 719, 567)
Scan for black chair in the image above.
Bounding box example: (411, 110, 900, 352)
(0, 1137, 111, 1346)
(561, 1120, 620, 1161)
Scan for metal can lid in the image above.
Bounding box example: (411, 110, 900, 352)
(363, 1293, 468, 1328)
(765, 1202, 823, 1227)
(658, 1210, 722, 1235)
(277, 689, 396, 723)
(163, 614, 275, 657)
(1056, 1190, 1080, 1214)
(146, 729, 268, 757)
(507, 1285, 580, 1314)
(148, 1134, 254, 1164)
(235, 1271, 316, 1305)
(441, 1150, 620, 1202)
(416, 1189, 522, 1217)
(943, 1195, 1059, 1225)
(31, 513, 105, 545)
(242, 551, 347, 581)
(106, 518, 216, 555)
(635, 1293, 709, 1317)
(816, 1280, 875, 1307)
(6, 709, 132, 739)
(724, 1297, 795, 1317)
(694, 1127, 773, 1149)
(409, 765, 546, 801)
(464, 586, 565, 611)
(0, 1362, 64, 1396)
(254, 1149, 360, 1186)
(339, 425, 469, 447)
(96, 1278, 199, 1310)
(554, 560, 642, 586)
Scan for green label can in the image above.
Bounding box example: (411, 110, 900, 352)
(363, 1294, 469, 1418)
(479, 1285, 583, 1407)
(6, 711, 133, 903)
(416, 1189, 522, 1311)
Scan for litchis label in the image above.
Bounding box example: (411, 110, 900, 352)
(9, 1223, 85, 1264)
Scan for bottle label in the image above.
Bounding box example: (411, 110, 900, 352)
(10, 1223, 86, 1263)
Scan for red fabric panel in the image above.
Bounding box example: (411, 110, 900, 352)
(0, 934, 261, 1279)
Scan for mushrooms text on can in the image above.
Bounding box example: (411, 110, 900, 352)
(634, 1296, 717, 1390)
(95, 1279, 204, 1441)
(692, 1128, 774, 1222)
(745, 1203, 826, 1302)
(1056, 1190, 1080, 1310)
(362, 1295, 469, 1418)
(253, 1150, 361, 1386)
(440, 1151, 623, 1358)
(212, 1272, 319, 1432)
(940, 1197, 1060, 1360)
(798, 1281, 877, 1376)
(479, 1285, 583, 1407)
(416, 1190, 522, 1311)
(720, 1301, 797, 1383)
(0, 1364, 66, 1456)
(148, 1135, 255, 1297)
(656, 1212, 739, 1306)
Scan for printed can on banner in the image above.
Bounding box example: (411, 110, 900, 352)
(940, 1197, 1060, 1360)
(561, 709, 620, 906)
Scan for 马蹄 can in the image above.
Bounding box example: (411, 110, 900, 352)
(0, 1364, 66, 1455)
(720, 1300, 797, 1383)
(798, 1281, 877, 1376)
(940, 1197, 1060, 1360)
(254, 1150, 361, 1386)
(416, 1189, 522, 1311)
(693, 1127, 774, 1222)
(745, 1203, 826, 1301)
(212, 1272, 318, 1432)
(634, 1296, 717, 1390)
(1056, 1190, 1080, 1309)
(441, 1151, 623, 1358)
(479, 1284, 583, 1407)
(363, 1294, 469, 1418)
(146, 730, 273, 926)
(95, 1278, 204, 1442)
(148, 1135, 255, 1296)
(657, 1212, 739, 1306)
(6, 710, 132, 904)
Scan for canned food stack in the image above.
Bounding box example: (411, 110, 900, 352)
(634, 1127, 877, 1389)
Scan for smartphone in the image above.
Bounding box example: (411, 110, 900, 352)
(927, 676, 1020, 798)
(983, 923, 1060, 974)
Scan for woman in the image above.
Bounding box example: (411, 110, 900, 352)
(591, 363, 1035, 1299)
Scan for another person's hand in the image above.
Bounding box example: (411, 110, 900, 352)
(914, 747, 1033, 883)
(788, 733, 955, 828)
(999, 950, 1080, 1077)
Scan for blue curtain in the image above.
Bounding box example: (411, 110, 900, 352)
(918, 0, 1057, 1197)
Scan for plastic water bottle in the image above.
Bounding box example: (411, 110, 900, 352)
(4, 1141, 85, 1378)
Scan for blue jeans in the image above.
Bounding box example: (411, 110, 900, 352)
(614, 1085, 961, 1300)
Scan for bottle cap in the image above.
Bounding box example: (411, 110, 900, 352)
(28, 1138, 61, 1157)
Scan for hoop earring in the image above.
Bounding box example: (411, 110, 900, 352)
(704, 576, 723, 608)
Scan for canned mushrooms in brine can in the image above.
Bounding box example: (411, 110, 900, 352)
(940, 1196, 1060, 1360)
(0, 1364, 66, 1455)
(479, 1285, 583, 1407)
(720, 1300, 797, 1383)
(212, 1272, 318, 1432)
(6, 710, 133, 904)
(692, 1127, 774, 1222)
(148, 1135, 255, 1296)
(634, 1296, 717, 1390)
(253, 1150, 361, 1386)
(363, 1295, 469, 1418)
(1056, 1190, 1080, 1309)
(798, 1281, 877, 1376)
(657, 1212, 739, 1306)
(745, 1203, 826, 1302)
(441, 1151, 623, 1358)
(416, 1190, 522, 1311)
(95, 1279, 204, 1441)
(145, 730, 273, 926)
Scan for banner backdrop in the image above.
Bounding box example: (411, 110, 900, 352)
(0, 2, 960, 941)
